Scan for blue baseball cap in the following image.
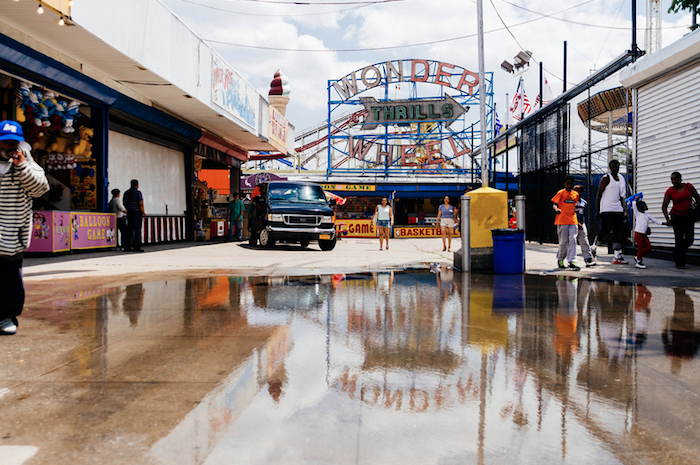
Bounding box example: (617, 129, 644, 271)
(0, 120, 25, 142)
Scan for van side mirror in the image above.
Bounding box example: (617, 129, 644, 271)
(329, 199, 337, 206)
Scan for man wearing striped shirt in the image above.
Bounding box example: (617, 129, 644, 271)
(0, 121, 49, 335)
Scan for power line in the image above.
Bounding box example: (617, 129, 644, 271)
(498, 0, 686, 31)
(201, 13, 570, 52)
(594, 0, 626, 67)
(210, 0, 407, 4)
(178, 0, 369, 16)
(489, 0, 572, 85)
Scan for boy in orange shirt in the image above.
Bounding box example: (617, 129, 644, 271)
(551, 175, 580, 271)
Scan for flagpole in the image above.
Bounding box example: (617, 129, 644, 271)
(505, 93, 510, 129)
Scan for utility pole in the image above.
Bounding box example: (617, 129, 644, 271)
(477, 0, 488, 187)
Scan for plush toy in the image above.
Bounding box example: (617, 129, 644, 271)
(43, 91, 57, 117)
(49, 134, 74, 154)
(15, 106, 26, 123)
(62, 101, 80, 133)
(55, 154, 65, 170)
(63, 154, 77, 170)
(73, 126, 94, 158)
(46, 153, 57, 170)
(32, 133, 53, 152)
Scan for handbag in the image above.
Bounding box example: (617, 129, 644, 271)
(646, 226, 651, 236)
(691, 199, 700, 223)
(689, 184, 700, 223)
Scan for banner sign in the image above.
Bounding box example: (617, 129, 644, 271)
(394, 226, 460, 238)
(320, 184, 376, 192)
(336, 220, 376, 238)
(212, 53, 259, 132)
(71, 212, 116, 250)
(360, 95, 467, 129)
(268, 106, 288, 153)
(335, 221, 460, 239)
(240, 172, 288, 190)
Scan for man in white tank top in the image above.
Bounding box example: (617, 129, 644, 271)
(595, 159, 629, 264)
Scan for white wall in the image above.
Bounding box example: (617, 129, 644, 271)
(108, 130, 186, 216)
(71, 0, 261, 135)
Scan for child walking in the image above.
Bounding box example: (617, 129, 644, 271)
(632, 198, 665, 269)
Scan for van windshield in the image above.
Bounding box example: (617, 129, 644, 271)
(268, 185, 327, 204)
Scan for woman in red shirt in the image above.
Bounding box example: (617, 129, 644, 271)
(662, 171, 700, 269)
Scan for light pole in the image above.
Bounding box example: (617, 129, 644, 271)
(477, 0, 488, 187)
(501, 51, 532, 196)
(500, 51, 532, 123)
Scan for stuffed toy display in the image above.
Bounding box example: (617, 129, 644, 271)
(15, 82, 86, 141)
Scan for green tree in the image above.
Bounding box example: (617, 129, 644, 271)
(668, 0, 699, 30)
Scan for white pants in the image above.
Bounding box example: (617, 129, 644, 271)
(577, 223, 592, 260)
(557, 224, 578, 263)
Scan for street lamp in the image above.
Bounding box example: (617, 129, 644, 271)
(501, 50, 532, 124)
(501, 51, 532, 196)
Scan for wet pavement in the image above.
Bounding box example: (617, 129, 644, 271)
(1, 239, 699, 464)
(3, 244, 700, 464)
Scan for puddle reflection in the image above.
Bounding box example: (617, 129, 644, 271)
(19, 272, 700, 464)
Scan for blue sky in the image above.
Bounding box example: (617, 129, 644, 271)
(160, 0, 693, 133)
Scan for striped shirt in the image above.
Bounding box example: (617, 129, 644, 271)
(123, 187, 143, 213)
(0, 146, 50, 256)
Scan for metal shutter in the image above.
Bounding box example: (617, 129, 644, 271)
(635, 61, 700, 249)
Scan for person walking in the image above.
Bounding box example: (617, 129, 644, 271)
(552, 175, 580, 271)
(631, 197, 665, 269)
(109, 188, 127, 250)
(0, 120, 49, 335)
(227, 192, 244, 241)
(573, 185, 596, 267)
(596, 159, 629, 264)
(373, 197, 393, 251)
(662, 171, 700, 269)
(436, 195, 458, 252)
(123, 179, 145, 252)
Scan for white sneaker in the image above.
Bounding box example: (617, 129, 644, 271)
(635, 261, 647, 269)
(0, 318, 17, 335)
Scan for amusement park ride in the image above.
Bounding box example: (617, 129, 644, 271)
(294, 59, 494, 180)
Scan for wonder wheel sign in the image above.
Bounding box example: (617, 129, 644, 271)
(327, 59, 493, 177)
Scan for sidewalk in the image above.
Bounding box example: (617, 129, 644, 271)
(22, 239, 700, 288)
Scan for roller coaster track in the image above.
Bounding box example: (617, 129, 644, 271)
(296, 110, 368, 154)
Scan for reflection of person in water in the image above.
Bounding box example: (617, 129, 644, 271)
(122, 283, 145, 327)
(596, 282, 634, 363)
(436, 266, 454, 302)
(662, 288, 700, 374)
(552, 277, 579, 359)
(631, 284, 652, 349)
(374, 271, 394, 293)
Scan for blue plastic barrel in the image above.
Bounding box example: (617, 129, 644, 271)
(491, 228, 525, 274)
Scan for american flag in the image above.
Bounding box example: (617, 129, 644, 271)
(533, 76, 554, 108)
(510, 80, 532, 122)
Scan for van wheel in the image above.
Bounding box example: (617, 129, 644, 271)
(259, 230, 275, 248)
(319, 236, 336, 251)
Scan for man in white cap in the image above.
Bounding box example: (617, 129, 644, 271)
(0, 120, 49, 335)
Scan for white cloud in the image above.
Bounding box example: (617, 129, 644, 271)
(162, 0, 696, 131)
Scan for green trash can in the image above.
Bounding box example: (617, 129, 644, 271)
(491, 229, 525, 274)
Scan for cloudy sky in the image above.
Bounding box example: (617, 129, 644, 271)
(160, 0, 694, 133)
